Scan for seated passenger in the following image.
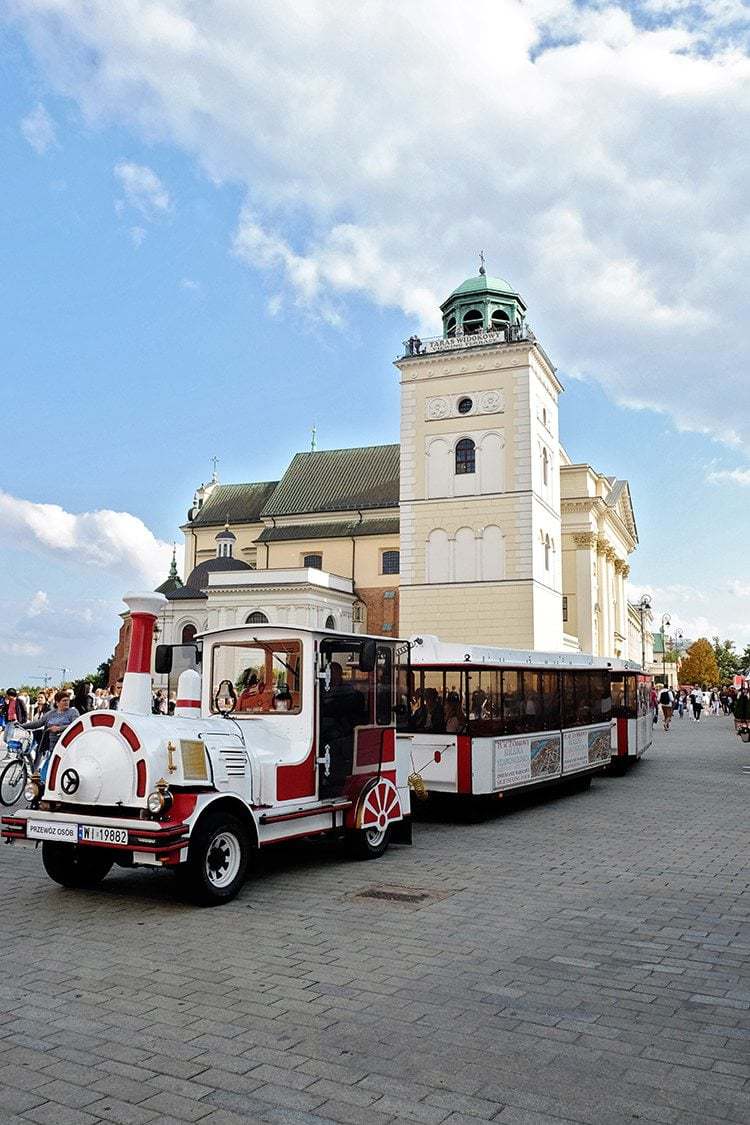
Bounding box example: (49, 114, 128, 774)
(237, 673, 259, 712)
(444, 692, 466, 734)
(422, 687, 445, 733)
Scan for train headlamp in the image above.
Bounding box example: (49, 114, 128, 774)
(147, 778, 173, 818)
(24, 773, 44, 806)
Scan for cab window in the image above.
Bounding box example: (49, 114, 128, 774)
(211, 640, 302, 715)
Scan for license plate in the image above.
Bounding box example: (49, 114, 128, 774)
(27, 819, 77, 843)
(79, 824, 128, 845)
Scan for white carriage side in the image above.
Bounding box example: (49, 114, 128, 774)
(397, 635, 644, 798)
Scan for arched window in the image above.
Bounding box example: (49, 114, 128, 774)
(181, 623, 197, 644)
(325, 615, 336, 630)
(381, 550, 400, 575)
(542, 447, 549, 487)
(491, 309, 509, 331)
(246, 611, 268, 625)
(303, 553, 323, 569)
(445, 316, 456, 337)
(544, 534, 551, 571)
(455, 438, 476, 475)
(462, 309, 483, 335)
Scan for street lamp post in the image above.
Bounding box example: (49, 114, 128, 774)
(637, 595, 652, 670)
(661, 614, 671, 687)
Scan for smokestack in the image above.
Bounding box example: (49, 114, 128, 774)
(120, 592, 168, 715)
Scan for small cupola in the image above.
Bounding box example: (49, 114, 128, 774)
(215, 521, 236, 559)
(441, 257, 527, 338)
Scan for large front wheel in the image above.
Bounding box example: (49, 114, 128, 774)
(0, 758, 27, 807)
(177, 812, 251, 906)
(42, 843, 113, 888)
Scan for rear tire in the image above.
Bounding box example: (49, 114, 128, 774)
(42, 843, 113, 888)
(177, 811, 250, 906)
(347, 823, 392, 860)
(0, 758, 27, 807)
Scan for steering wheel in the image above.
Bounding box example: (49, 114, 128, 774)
(214, 678, 237, 716)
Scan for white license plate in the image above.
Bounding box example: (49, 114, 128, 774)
(27, 819, 77, 843)
(79, 824, 128, 845)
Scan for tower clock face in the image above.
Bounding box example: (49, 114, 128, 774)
(458, 397, 473, 415)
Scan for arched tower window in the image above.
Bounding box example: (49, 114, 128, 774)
(445, 316, 456, 337)
(181, 623, 197, 644)
(462, 309, 483, 335)
(455, 438, 476, 475)
(491, 309, 509, 331)
(246, 611, 268, 625)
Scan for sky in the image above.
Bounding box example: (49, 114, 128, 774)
(1, 0, 750, 685)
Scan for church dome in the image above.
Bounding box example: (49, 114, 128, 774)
(449, 274, 516, 298)
(185, 555, 252, 592)
(215, 526, 236, 541)
(440, 264, 527, 338)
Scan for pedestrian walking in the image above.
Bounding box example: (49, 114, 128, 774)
(693, 686, 704, 722)
(659, 686, 674, 731)
(1, 689, 28, 745)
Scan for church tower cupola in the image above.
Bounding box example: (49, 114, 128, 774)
(215, 522, 236, 559)
(440, 258, 527, 338)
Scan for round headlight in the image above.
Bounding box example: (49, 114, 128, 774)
(147, 790, 165, 815)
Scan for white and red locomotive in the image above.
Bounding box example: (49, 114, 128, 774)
(1, 593, 411, 904)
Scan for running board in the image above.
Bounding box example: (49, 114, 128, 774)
(259, 801, 352, 826)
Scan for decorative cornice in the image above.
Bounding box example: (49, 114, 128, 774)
(573, 532, 597, 549)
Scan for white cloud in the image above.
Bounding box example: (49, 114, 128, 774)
(707, 467, 750, 487)
(20, 102, 57, 153)
(180, 276, 199, 291)
(114, 160, 171, 216)
(27, 590, 49, 617)
(0, 639, 43, 658)
(8, 1, 750, 448)
(129, 225, 147, 246)
(0, 489, 178, 586)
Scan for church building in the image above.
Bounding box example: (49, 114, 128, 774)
(111, 267, 643, 681)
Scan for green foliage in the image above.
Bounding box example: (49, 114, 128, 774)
(712, 636, 741, 681)
(680, 638, 720, 685)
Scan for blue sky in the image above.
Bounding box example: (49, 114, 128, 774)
(1, 1, 749, 684)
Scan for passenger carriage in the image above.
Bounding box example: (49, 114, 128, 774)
(1, 593, 411, 905)
(396, 635, 645, 802)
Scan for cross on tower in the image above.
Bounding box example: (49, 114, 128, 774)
(210, 455, 219, 481)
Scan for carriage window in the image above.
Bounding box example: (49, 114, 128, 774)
(541, 671, 561, 730)
(611, 673, 625, 715)
(562, 671, 611, 727)
(467, 670, 501, 736)
(399, 668, 468, 735)
(211, 640, 302, 715)
(321, 641, 373, 725)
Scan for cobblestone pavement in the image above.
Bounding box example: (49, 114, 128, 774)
(1, 716, 749, 1125)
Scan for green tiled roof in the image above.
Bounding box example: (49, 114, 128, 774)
(262, 445, 399, 517)
(257, 517, 400, 543)
(190, 481, 278, 527)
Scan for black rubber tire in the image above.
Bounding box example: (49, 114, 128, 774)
(42, 843, 113, 888)
(0, 759, 27, 807)
(347, 823, 392, 861)
(176, 811, 251, 906)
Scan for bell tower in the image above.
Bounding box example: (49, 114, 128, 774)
(396, 265, 564, 650)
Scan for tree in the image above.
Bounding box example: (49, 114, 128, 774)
(740, 644, 750, 672)
(680, 638, 720, 685)
(712, 637, 740, 681)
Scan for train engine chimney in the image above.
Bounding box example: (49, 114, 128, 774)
(120, 592, 167, 715)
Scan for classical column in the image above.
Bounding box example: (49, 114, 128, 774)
(573, 532, 598, 654)
(594, 538, 611, 656)
(605, 546, 618, 655)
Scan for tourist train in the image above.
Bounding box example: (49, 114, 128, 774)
(397, 636, 652, 801)
(1, 592, 652, 905)
(1, 593, 411, 904)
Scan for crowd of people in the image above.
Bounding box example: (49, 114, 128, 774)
(0, 679, 179, 769)
(655, 684, 749, 731)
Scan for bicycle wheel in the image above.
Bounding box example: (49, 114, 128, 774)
(0, 758, 27, 806)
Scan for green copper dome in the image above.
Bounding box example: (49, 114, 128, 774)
(440, 266, 527, 338)
(449, 274, 516, 298)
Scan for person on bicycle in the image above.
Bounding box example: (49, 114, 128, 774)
(23, 690, 80, 768)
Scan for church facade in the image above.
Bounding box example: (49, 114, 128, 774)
(111, 269, 645, 682)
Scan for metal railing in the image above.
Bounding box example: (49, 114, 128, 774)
(401, 323, 535, 358)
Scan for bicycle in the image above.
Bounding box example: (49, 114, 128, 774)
(0, 732, 37, 807)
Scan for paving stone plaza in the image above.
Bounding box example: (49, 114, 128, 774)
(1, 717, 749, 1125)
